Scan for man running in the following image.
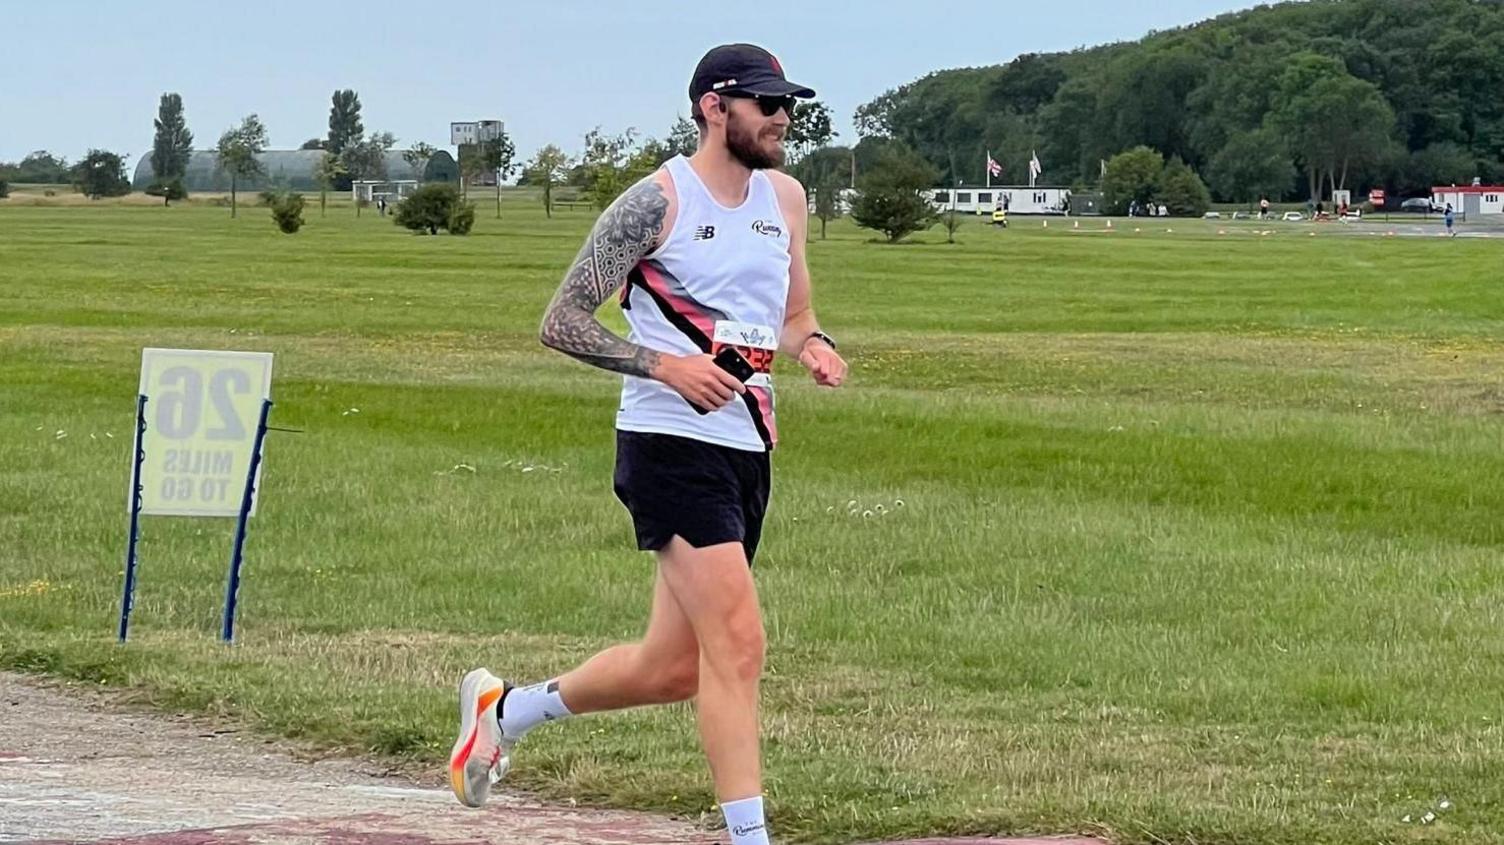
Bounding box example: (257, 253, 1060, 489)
(448, 44, 846, 845)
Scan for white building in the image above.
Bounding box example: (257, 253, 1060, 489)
(928, 185, 1072, 215)
(1432, 185, 1504, 217)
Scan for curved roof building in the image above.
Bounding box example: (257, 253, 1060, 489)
(132, 149, 458, 192)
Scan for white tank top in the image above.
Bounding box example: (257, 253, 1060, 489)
(615, 155, 792, 452)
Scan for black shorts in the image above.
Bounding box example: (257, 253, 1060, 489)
(613, 430, 771, 564)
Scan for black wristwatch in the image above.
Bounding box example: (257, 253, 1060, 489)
(807, 330, 837, 351)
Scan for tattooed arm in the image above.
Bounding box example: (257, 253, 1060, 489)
(539, 171, 747, 409)
(538, 175, 671, 377)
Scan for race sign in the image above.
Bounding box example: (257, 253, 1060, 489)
(135, 349, 273, 517)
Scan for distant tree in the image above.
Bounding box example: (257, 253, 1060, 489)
(1267, 54, 1395, 202)
(0, 180, 9, 199)
(580, 128, 656, 209)
(312, 151, 346, 217)
(1101, 146, 1163, 214)
(787, 100, 836, 163)
(1156, 156, 1212, 216)
(791, 145, 851, 239)
(214, 114, 268, 217)
(667, 115, 699, 157)
(524, 144, 571, 218)
(1207, 129, 1296, 204)
(939, 202, 964, 244)
(72, 149, 131, 199)
(327, 89, 363, 156)
(639, 137, 674, 167)
(475, 131, 517, 218)
(850, 145, 940, 243)
(300, 138, 326, 150)
(341, 131, 395, 216)
(402, 142, 438, 184)
(8, 151, 71, 184)
(267, 191, 305, 233)
(1399, 141, 1478, 196)
(394, 183, 475, 235)
(149, 93, 193, 205)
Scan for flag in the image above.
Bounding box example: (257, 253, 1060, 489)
(986, 152, 1002, 178)
(1028, 151, 1042, 187)
(1100, 159, 1108, 178)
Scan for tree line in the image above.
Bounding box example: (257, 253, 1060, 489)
(848, 0, 1504, 205)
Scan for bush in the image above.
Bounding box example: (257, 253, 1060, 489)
(145, 179, 187, 205)
(448, 200, 476, 235)
(1157, 157, 1212, 217)
(1102, 146, 1164, 215)
(72, 149, 132, 199)
(0, 180, 8, 199)
(394, 183, 474, 235)
(849, 145, 940, 243)
(257, 190, 280, 207)
(267, 192, 305, 233)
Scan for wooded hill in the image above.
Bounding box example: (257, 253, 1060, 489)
(852, 0, 1504, 201)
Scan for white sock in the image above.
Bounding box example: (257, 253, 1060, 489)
(721, 796, 771, 845)
(498, 679, 572, 737)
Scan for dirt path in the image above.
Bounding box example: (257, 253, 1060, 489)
(0, 672, 1102, 845)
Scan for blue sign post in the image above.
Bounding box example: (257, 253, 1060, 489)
(118, 394, 149, 643)
(222, 399, 273, 643)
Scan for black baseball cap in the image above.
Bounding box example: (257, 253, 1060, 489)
(689, 44, 815, 114)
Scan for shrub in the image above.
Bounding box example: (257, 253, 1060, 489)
(448, 200, 476, 235)
(849, 146, 940, 243)
(145, 179, 187, 205)
(394, 183, 474, 235)
(267, 192, 305, 233)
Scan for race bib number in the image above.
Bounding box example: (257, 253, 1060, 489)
(712, 321, 777, 387)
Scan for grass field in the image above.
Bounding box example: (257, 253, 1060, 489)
(2, 194, 1502, 844)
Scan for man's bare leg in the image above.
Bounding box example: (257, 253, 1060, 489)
(554, 569, 701, 713)
(656, 537, 766, 810)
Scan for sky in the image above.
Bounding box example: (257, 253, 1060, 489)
(0, 0, 1266, 168)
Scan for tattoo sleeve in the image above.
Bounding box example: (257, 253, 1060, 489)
(538, 178, 668, 378)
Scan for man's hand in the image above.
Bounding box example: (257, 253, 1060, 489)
(655, 353, 748, 411)
(798, 338, 846, 387)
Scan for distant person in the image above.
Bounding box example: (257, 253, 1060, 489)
(449, 43, 842, 845)
(1002, 193, 1010, 212)
(1157, 202, 1168, 217)
(992, 201, 1008, 228)
(1445, 203, 1456, 237)
(1259, 197, 1270, 219)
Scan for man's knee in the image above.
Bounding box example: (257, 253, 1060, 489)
(699, 613, 765, 684)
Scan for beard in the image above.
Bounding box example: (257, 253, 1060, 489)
(725, 110, 785, 169)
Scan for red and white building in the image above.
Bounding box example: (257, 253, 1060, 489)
(1432, 185, 1504, 217)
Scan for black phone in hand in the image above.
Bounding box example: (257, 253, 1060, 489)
(690, 347, 755, 415)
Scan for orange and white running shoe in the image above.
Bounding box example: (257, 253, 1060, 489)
(448, 668, 516, 808)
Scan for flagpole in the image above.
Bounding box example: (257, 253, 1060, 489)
(985, 150, 990, 189)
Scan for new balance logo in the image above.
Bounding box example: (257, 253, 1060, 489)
(693, 225, 717, 240)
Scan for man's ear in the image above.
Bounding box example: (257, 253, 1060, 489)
(699, 92, 726, 121)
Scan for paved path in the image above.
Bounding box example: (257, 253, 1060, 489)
(0, 672, 1102, 845)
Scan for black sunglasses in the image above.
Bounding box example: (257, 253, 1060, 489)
(720, 92, 797, 118)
